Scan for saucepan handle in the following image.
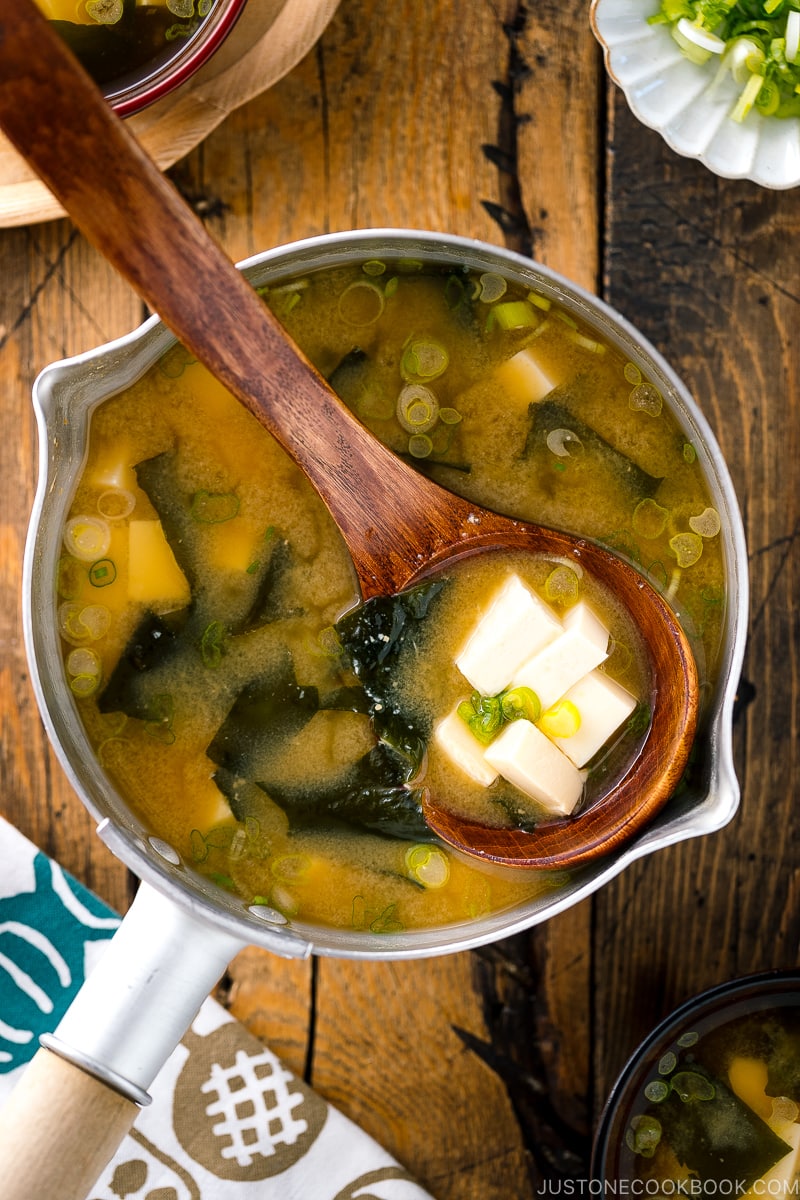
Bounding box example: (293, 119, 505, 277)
(0, 881, 243, 1200)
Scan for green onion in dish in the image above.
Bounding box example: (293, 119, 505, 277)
(650, 0, 800, 121)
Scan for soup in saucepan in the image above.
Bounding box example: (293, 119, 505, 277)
(56, 258, 726, 932)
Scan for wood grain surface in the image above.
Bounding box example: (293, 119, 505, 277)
(0, 0, 794, 1197)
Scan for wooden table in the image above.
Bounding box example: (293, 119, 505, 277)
(0, 0, 795, 1195)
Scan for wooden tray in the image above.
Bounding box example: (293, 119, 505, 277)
(0, 0, 340, 227)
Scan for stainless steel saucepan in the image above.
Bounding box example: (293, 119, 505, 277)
(3, 230, 748, 1198)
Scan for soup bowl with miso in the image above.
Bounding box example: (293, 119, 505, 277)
(36, 0, 248, 115)
(592, 971, 800, 1194)
(24, 229, 748, 964)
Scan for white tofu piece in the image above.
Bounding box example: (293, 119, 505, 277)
(495, 348, 557, 405)
(433, 709, 498, 787)
(512, 601, 610, 710)
(484, 720, 587, 816)
(455, 574, 562, 696)
(553, 670, 638, 768)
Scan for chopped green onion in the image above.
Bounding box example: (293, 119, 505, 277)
(404, 844, 451, 889)
(97, 488, 135, 520)
(633, 498, 670, 539)
(64, 515, 111, 562)
(478, 272, 507, 302)
(669, 531, 704, 567)
(490, 300, 539, 330)
(58, 601, 111, 644)
(629, 382, 663, 416)
(444, 275, 465, 309)
(457, 693, 504, 744)
(626, 1115, 663, 1158)
(689, 506, 722, 537)
(500, 686, 541, 724)
(671, 1071, 716, 1102)
(569, 330, 606, 354)
(144, 693, 175, 743)
(623, 361, 642, 385)
(67, 648, 102, 682)
(527, 290, 552, 311)
(200, 620, 226, 668)
(271, 854, 312, 882)
(362, 260, 386, 276)
(656, 0, 800, 121)
(89, 558, 117, 588)
(544, 564, 581, 605)
(400, 337, 449, 382)
(86, 0, 122, 22)
(338, 281, 385, 326)
(408, 434, 434, 459)
(57, 556, 85, 600)
(396, 384, 439, 433)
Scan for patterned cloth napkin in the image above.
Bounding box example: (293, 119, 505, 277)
(0, 815, 434, 1200)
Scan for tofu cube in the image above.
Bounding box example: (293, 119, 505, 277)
(495, 348, 557, 405)
(553, 670, 638, 768)
(433, 709, 498, 787)
(512, 601, 610, 711)
(128, 520, 190, 611)
(455, 574, 562, 696)
(484, 720, 587, 816)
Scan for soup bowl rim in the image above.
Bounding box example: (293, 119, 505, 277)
(23, 226, 749, 962)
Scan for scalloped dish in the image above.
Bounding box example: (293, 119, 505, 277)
(591, 0, 800, 189)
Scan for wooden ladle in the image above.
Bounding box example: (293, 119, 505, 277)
(0, 0, 698, 870)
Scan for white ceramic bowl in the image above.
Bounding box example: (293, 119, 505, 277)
(591, 0, 800, 188)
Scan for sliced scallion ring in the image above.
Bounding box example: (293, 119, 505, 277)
(64, 515, 111, 562)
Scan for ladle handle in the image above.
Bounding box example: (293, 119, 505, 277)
(0, 1050, 139, 1200)
(0, 0, 464, 599)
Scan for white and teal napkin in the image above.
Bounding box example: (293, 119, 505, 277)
(0, 815, 433, 1200)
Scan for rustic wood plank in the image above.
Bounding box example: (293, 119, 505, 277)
(596, 91, 800, 1112)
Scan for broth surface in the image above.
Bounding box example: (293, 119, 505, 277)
(57, 258, 726, 932)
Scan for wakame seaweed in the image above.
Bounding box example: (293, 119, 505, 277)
(206, 657, 429, 840)
(259, 743, 430, 841)
(525, 399, 663, 501)
(336, 579, 445, 765)
(206, 656, 321, 778)
(98, 610, 189, 721)
(651, 1063, 791, 1188)
(135, 452, 299, 632)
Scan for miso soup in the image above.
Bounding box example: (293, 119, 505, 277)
(594, 976, 800, 1194)
(56, 257, 726, 932)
